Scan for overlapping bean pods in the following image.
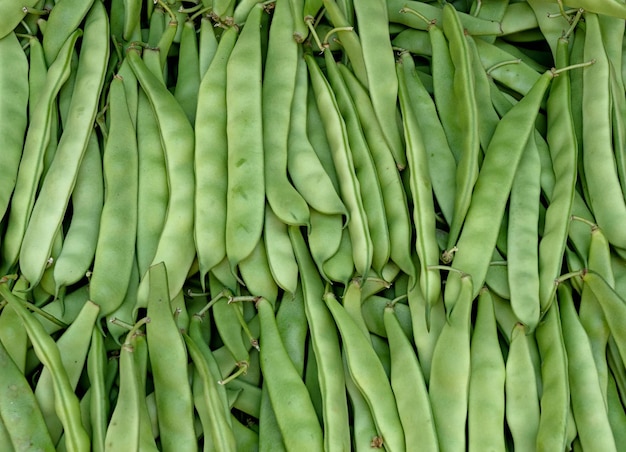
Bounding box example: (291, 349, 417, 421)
(0, 2, 625, 451)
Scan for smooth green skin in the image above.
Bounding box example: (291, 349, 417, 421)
(35, 300, 100, 444)
(321, 0, 368, 87)
(468, 289, 506, 452)
(305, 53, 372, 277)
(27, 36, 46, 122)
(288, 0, 307, 42)
(263, 0, 310, 226)
(0, 283, 90, 452)
(538, 37, 578, 313)
(194, 26, 238, 286)
(353, 0, 405, 170)
(198, 16, 218, 78)
(43, 0, 95, 64)
(338, 63, 414, 277)
(505, 323, 540, 452)
(0, 0, 40, 39)
(583, 13, 626, 250)
(53, 132, 103, 294)
(122, 0, 142, 40)
(324, 291, 405, 452)
(429, 275, 473, 452)
(0, 32, 28, 223)
(174, 20, 201, 125)
(306, 86, 341, 192)
(145, 263, 197, 452)
(129, 49, 196, 306)
(135, 69, 168, 278)
(579, 228, 613, 405)
(507, 133, 541, 330)
(342, 355, 378, 452)
(397, 49, 456, 228)
(287, 52, 347, 217)
(607, 371, 626, 449)
(259, 383, 286, 452)
(20, 1, 109, 289)
(307, 210, 343, 281)
(239, 236, 279, 302)
(257, 297, 324, 451)
(444, 70, 553, 308)
(87, 328, 108, 452)
(289, 226, 351, 451)
(225, 5, 266, 272)
(264, 207, 299, 294)
(89, 75, 138, 320)
(0, 30, 80, 277)
(275, 285, 308, 377)
(397, 59, 441, 311)
(184, 333, 237, 452)
(535, 301, 569, 452)
(213, 0, 236, 20)
(441, 5, 481, 254)
(583, 270, 626, 368)
(325, 50, 390, 274)
(104, 334, 141, 452)
(559, 283, 617, 452)
(384, 305, 438, 452)
(0, 339, 55, 452)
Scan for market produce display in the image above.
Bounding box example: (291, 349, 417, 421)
(1, 0, 626, 450)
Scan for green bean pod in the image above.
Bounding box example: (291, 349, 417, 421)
(239, 235, 279, 302)
(174, 19, 201, 125)
(384, 303, 438, 452)
(89, 74, 138, 320)
(505, 323, 540, 452)
(194, 26, 238, 286)
(128, 47, 196, 305)
(0, 282, 90, 452)
(324, 50, 390, 274)
(0, 32, 28, 224)
(289, 226, 351, 451)
(263, 0, 310, 226)
(145, 263, 197, 452)
(307, 210, 343, 281)
(225, 5, 266, 272)
(538, 35, 578, 313)
(429, 273, 474, 452)
(444, 70, 553, 308)
(559, 282, 617, 451)
(264, 207, 299, 294)
(34, 300, 100, 444)
(87, 328, 108, 452)
(257, 296, 324, 451)
(353, 0, 405, 170)
(287, 51, 346, 217)
(324, 291, 405, 452)
(535, 298, 569, 452)
(582, 13, 626, 250)
(53, 132, 103, 295)
(305, 52, 372, 277)
(468, 288, 506, 451)
(397, 58, 441, 310)
(0, 29, 80, 276)
(0, 338, 55, 452)
(42, 0, 95, 64)
(104, 331, 141, 452)
(397, 49, 456, 228)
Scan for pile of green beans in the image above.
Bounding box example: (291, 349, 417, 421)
(2, 0, 626, 450)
